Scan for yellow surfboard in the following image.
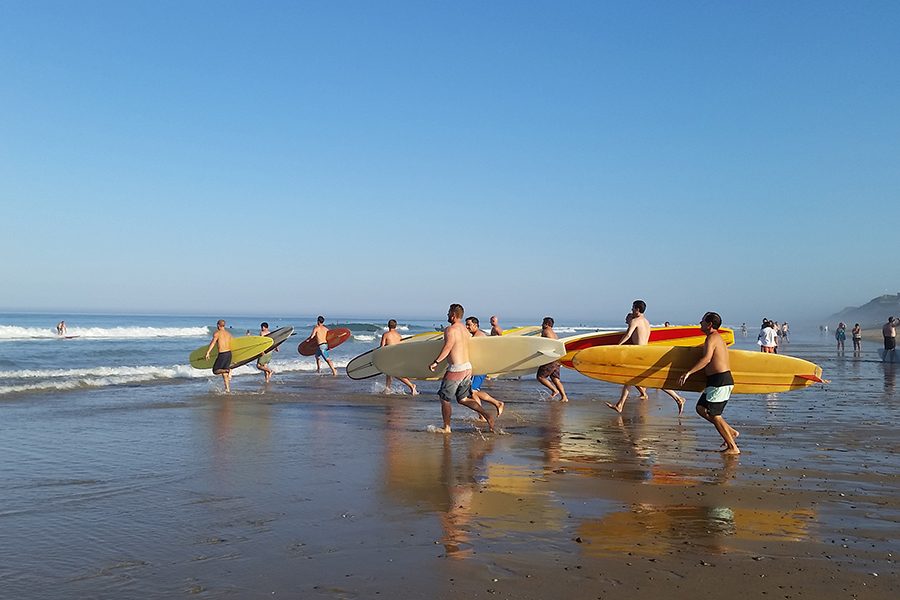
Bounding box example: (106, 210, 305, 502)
(572, 345, 824, 394)
(561, 326, 735, 368)
(189, 336, 274, 370)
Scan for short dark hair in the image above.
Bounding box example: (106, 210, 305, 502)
(542, 316, 554, 327)
(387, 319, 397, 329)
(466, 316, 480, 326)
(633, 300, 646, 313)
(702, 311, 722, 329)
(260, 322, 268, 329)
(449, 304, 464, 318)
(317, 316, 325, 324)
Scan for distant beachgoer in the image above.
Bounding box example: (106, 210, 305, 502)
(429, 304, 495, 433)
(664, 321, 671, 327)
(465, 317, 504, 418)
(256, 322, 275, 383)
(205, 319, 234, 392)
(781, 322, 790, 343)
(606, 300, 684, 414)
(380, 319, 417, 395)
(852, 323, 862, 354)
(740, 323, 747, 337)
(536, 316, 569, 402)
(304, 316, 337, 376)
(489, 315, 503, 336)
(757, 319, 778, 353)
(678, 311, 740, 455)
(883, 317, 900, 351)
(56, 321, 67, 336)
(835, 322, 847, 352)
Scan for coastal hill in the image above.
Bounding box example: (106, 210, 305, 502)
(828, 293, 900, 327)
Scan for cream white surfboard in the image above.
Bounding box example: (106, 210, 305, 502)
(372, 336, 565, 380)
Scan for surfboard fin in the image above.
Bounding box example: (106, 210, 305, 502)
(796, 374, 828, 384)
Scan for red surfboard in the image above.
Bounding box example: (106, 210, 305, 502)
(298, 327, 352, 356)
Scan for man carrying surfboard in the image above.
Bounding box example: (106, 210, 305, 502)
(678, 311, 740, 455)
(489, 316, 503, 336)
(465, 317, 504, 418)
(205, 319, 234, 393)
(380, 319, 417, 395)
(429, 304, 495, 433)
(606, 300, 684, 414)
(256, 322, 275, 383)
(536, 317, 569, 402)
(304, 316, 337, 376)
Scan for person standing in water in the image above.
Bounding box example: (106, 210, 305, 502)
(835, 322, 847, 353)
(380, 319, 417, 395)
(429, 304, 495, 433)
(852, 323, 862, 355)
(304, 316, 337, 376)
(679, 311, 740, 455)
(56, 321, 67, 336)
(536, 317, 569, 402)
(205, 319, 234, 392)
(464, 316, 504, 417)
(883, 316, 899, 352)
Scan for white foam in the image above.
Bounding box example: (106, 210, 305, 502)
(0, 325, 210, 340)
(353, 334, 376, 342)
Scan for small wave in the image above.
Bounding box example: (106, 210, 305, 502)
(353, 334, 376, 342)
(0, 325, 210, 340)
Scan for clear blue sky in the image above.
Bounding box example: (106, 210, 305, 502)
(2, 1, 898, 324)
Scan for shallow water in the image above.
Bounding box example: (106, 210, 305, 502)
(0, 316, 897, 598)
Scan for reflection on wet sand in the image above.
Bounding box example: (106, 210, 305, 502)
(381, 405, 565, 558)
(883, 363, 895, 401)
(577, 503, 815, 556)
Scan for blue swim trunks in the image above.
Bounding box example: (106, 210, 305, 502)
(471, 374, 486, 391)
(315, 343, 330, 359)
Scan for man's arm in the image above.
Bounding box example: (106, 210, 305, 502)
(204, 332, 220, 359)
(678, 339, 715, 385)
(618, 320, 638, 345)
(380, 333, 389, 348)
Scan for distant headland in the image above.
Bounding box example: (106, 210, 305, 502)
(828, 293, 900, 327)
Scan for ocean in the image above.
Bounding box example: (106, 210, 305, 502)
(1, 312, 896, 598)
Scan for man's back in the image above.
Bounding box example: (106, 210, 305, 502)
(445, 322, 470, 364)
(382, 330, 402, 346)
(313, 323, 329, 343)
(215, 329, 233, 351)
(631, 315, 651, 345)
(884, 320, 896, 337)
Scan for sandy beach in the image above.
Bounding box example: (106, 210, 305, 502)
(1, 329, 897, 599)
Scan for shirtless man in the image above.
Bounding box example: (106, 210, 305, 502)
(464, 317, 504, 417)
(304, 316, 337, 376)
(56, 321, 67, 336)
(256, 322, 275, 383)
(429, 304, 494, 433)
(606, 300, 685, 414)
(204, 319, 234, 392)
(883, 316, 900, 353)
(489, 315, 503, 336)
(679, 311, 740, 454)
(536, 317, 569, 402)
(380, 319, 417, 395)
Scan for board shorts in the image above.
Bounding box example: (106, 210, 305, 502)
(438, 364, 472, 403)
(760, 346, 775, 353)
(257, 352, 272, 367)
(696, 371, 734, 417)
(471, 374, 486, 391)
(537, 360, 561, 380)
(315, 343, 330, 359)
(885, 336, 897, 351)
(212, 351, 232, 374)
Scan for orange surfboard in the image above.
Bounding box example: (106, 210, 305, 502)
(298, 327, 352, 356)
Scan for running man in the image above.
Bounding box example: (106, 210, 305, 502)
(464, 317, 504, 417)
(536, 317, 569, 402)
(256, 322, 275, 383)
(380, 319, 417, 395)
(606, 300, 684, 414)
(304, 316, 337, 376)
(678, 311, 740, 454)
(489, 315, 503, 336)
(205, 319, 234, 392)
(429, 304, 495, 433)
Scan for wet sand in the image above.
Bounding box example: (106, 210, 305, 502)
(1, 346, 898, 599)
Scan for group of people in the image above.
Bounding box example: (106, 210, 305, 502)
(423, 301, 740, 453)
(833, 322, 863, 354)
(756, 319, 789, 352)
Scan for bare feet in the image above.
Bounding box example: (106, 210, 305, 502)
(560, 394, 569, 403)
(720, 447, 741, 455)
(675, 395, 685, 415)
(484, 413, 495, 433)
(410, 386, 419, 396)
(605, 402, 623, 413)
(548, 391, 560, 400)
(638, 393, 649, 400)
(496, 401, 504, 417)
